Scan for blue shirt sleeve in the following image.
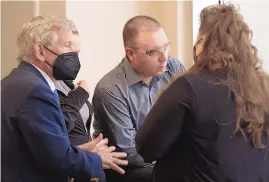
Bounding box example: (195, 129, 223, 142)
(167, 57, 185, 73)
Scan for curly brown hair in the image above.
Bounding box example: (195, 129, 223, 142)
(166, 4, 269, 149)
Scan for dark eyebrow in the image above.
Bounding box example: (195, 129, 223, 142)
(72, 30, 79, 35)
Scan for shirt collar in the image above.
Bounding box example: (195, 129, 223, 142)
(123, 57, 142, 86)
(30, 63, 55, 92)
(122, 57, 168, 86)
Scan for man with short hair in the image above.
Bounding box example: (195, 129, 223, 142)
(92, 15, 184, 182)
(1, 15, 128, 182)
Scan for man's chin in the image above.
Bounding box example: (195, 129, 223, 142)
(155, 70, 165, 77)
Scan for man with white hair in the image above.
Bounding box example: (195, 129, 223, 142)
(1, 15, 128, 182)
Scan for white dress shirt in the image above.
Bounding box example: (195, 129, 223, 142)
(31, 63, 55, 92)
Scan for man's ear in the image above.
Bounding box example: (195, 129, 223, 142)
(125, 47, 135, 62)
(33, 43, 46, 62)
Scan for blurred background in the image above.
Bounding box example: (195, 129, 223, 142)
(1, 0, 269, 97)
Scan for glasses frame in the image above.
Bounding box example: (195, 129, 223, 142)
(127, 41, 171, 57)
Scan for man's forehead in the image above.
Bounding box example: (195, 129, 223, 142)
(57, 29, 79, 42)
(135, 29, 169, 49)
(52, 30, 80, 53)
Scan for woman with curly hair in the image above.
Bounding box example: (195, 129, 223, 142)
(136, 4, 269, 182)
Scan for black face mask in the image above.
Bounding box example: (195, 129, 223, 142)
(43, 46, 81, 80)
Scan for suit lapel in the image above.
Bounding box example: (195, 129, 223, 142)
(18, 61, 50, 88)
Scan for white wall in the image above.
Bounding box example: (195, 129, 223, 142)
(66, 1, 133, 98)
(1, 1, 66, 79)
(229, 1, 269, 73)
(192, 0, 219, 44)
(177, 1, 193, 69)
(1, 1, 35, 78)
(192, 0, 269, 73)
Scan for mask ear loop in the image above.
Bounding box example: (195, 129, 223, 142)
(41, 45, 59, 67)
(42, 45, 59, 56)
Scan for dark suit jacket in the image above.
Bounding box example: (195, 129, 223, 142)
(1, 62, 105, 182)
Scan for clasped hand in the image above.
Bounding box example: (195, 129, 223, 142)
(78, 133, 128, 174)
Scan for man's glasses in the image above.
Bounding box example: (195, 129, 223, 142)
(128, 42, 171, 57)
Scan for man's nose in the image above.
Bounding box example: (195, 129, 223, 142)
(158, 51, 168, 63)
